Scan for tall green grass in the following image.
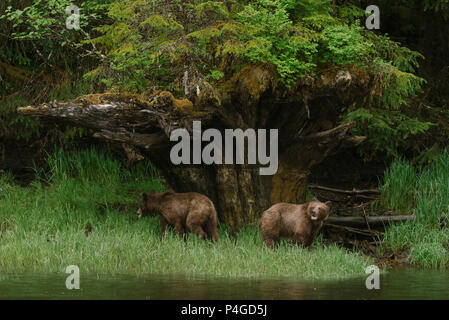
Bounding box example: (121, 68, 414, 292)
(381, 150, 449, 268)
(0, 149, 372, 280)
(380, 158, 416, 213)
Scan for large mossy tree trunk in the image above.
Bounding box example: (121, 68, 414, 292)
(18, 64, 370, 231)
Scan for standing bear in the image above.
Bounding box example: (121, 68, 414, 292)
(137, 190, 219, 241)
(260, 198, 331, 248)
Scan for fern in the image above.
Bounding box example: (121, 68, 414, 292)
(344, 108, 434, 160)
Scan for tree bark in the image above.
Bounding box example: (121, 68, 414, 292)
(17, 64, 372, 231)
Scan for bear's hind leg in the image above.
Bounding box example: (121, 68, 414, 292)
(263, 236, 280, 249)
(205, 219, 219, 242)
(173, 221, 186, 240)
(260, 210, 281, 249)
(186, 213, 208, 240)
(159, 216, 168, 240)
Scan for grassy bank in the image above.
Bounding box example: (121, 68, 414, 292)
(0, 149, 372, 280)
(380, 151, 449, 268)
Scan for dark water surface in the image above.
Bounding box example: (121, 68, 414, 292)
(1, 269, 448, 299)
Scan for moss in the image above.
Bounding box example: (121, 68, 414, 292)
(77, 92, 152, 108)
(62, 91, 204, 115)
(195, 82, 222, 110)
(217, 64, 277, 107)
(147, 91, 197, 114)
(18, 106, 36, 112)
(77, 93, 106, 105)
(172, 98, 194, 113)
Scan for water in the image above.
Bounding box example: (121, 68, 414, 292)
(1, 269, 448, 299)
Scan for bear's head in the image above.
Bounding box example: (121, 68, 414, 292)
(307, 198, 331, 222)
(137, 189, 160, 218)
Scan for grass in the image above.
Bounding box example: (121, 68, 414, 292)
(0, 148, 372, 280)
(380, 158, 416, 213)
(380, 150, 449, 268)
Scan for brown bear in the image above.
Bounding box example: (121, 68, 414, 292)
(259, 198, 331, 248)
(137, 190, 218, 241)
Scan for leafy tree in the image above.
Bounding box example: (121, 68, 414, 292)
(84, 0, 428, 159)
(0, 0, 117, 140)
(1, 0, 442, 159)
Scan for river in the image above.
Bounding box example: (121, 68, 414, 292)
(0, 269, 448, 299)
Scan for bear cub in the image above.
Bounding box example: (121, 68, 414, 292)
(137, 190, 218, 241)
(260, 198, 330, 248)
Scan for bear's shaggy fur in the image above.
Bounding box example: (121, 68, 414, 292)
(259, 198, 331, 248)
(137, 190, 218, 241)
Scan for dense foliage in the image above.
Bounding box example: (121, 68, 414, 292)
(1, 0, 449, 160)
(0, 0, 115, 140)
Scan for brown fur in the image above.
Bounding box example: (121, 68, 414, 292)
(137, 190, 218, 241)
(259, 198, 331, 248)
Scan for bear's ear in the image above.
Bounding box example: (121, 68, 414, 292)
(148, 189, 155, 195)
(311, 197, 318, 202)
(325, 201, 331, 207)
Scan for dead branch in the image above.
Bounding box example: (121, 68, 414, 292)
(326, 215, 415, 228)
(310, 185, 380, 195)
(325, 223, 384, 236)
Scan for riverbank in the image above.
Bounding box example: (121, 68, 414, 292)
(0, 149, 372, 280)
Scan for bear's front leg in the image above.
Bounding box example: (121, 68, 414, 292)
(306, 225, 323, 247)
(292, 232, 310, 248)
(173, 221, 185, 241)
(159, 216, 168, 240)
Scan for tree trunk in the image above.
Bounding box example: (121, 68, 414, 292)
(17, 64, 372, 231)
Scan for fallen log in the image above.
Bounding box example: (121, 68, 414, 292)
(326, 215, 415, 227)
(310, 185, 380, 195)
(324, 223, 384, 237)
